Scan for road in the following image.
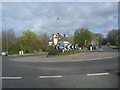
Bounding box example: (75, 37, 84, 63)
(1, 46, 119, 88)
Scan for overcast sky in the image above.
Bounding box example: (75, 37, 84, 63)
(2, 2, 118, 37)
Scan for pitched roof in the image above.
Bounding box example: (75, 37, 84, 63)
(59, 35, 68, 41)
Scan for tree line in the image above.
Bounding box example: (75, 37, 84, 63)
(74, 28, 120, 47)
(2, 30, 49, 54)
(1, 28, 120, 54)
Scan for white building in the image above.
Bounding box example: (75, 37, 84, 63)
(49, 33, 71, 46)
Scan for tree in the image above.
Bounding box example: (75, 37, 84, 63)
(40, 33, 50, 43)
(94, 33, 104, 47)
(107, 29, 119, 45)
(39, 33, 50, 51)
(102, 38, 108, 45)
(2, 30, 18, 54)
(74, 28, 93, 46)
(18, 30, 41, 53)
(67, 36, 74, 44)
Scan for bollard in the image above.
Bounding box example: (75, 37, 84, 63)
(19, 51, 21, 55)
(90, 47, 92, 51)
(21, 50, 24, 55)
(79, 47, 81, 50)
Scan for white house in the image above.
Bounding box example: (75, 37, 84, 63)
(49, 33, 71, 46)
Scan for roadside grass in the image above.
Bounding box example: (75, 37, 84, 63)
(8, 54, 19, 56)
(25, 52, 48, 54)
(108, 45, 120, 49)
(57, 50, 83, 56)
(8, 52, 48, 56)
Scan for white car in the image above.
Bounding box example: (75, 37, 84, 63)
(1, 51, 8, 56)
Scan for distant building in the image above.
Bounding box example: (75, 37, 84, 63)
(49, 33, 71, 46)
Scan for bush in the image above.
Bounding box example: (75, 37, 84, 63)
(57, 50, 82, 55)
(47, 49, 62, 57)
(47, 46, 53, 52)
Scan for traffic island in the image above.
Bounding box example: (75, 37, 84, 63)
(10, 51, 118, 62)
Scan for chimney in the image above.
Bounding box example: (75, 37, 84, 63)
(57, 33, 60, 38)
(64, 34, 66, 37)
(52, 34, 54, 37)
(57, 33, 60, 35)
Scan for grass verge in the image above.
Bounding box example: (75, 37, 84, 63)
(108, 45, 120, 49)
(8, 52, 48, 56)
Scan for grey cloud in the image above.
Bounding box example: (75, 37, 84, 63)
(2, 2, 118, 36)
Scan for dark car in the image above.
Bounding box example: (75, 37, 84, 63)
(92, 46, 96, 50)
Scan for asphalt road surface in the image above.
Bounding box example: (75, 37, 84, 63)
(1, 47, 119, 88)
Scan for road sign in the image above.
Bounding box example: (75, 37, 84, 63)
(75, 45, 77, 49)
(72, 45, 74, 49)
(67, 45, 71, 49)
(59, 45, 65, 50)
(55, 46, 59, 50)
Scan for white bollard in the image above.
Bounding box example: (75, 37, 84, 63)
(19, 51, 21, 55)
(90, 47, 92, 51)
(21, 50, 24, 55)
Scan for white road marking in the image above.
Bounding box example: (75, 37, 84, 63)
(87, 73, 109, 76)
(39, 75, 62, 79)
(88, 57, 115, 60)
(0, 77, 22, 79)
(104, 56, 118, 59)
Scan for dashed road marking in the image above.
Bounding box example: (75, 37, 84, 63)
(86, 73, 109, 76)
(0, 77, 22, 79)
(39, 75, 62, 79)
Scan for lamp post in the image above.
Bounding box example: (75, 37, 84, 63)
(56, 17, 60, 45)
(96, 37, 99, 49)
(85, 40, 86, 45)
(6, 30, 8, 54)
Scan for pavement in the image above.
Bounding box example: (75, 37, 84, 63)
(10, 46, 119, 62)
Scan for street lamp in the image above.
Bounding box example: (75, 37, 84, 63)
(6, 30, 8, 54)
(96, 37, 99, 48)
(56, 17, 60, 45)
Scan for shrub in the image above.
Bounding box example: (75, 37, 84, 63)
(47, 49, 62, 57)
(57, 50, 82, 55)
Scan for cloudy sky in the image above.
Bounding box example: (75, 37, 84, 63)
(2, 2, 118, 37)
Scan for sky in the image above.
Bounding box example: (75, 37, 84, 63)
(2, 2, 118, 37)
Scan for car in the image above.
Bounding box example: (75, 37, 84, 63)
(92, 46, 96, 50)
(82, 47, 88, 49)
(1, 51, 8, 56)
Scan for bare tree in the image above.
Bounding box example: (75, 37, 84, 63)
(94, 33, 104, 47)
(107, 29, 119, 45)
(2, 30, 18, 54)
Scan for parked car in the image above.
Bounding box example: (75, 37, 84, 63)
(1, 51, 8, 56)
(92, 46, 96, 50)
(82, 47, 88, 49)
